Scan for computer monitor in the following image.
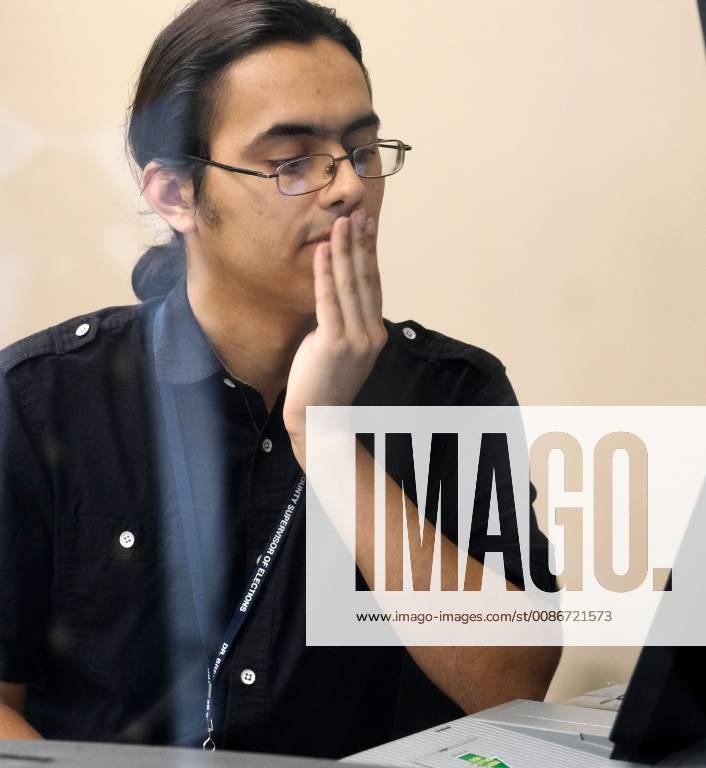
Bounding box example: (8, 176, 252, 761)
(611, 450, 706, 759)
(609, 575, 706, 764)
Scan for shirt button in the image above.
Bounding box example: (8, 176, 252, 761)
(223, 377, 236, 389)
(119, 531, 135, 549)
(75, 323, 90, 337)
(240, 668, 256, 686)
(402, 326, 416, 340)
(261, 438, 273, 453)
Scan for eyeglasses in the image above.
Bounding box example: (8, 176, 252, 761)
(181, 139, 412, 196)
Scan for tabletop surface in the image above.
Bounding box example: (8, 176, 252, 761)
(0, 740, 363, 768)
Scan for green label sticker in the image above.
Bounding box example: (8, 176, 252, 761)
(456, 753, 510, 768)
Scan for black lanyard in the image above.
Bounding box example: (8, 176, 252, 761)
(154, 304, 305, 750)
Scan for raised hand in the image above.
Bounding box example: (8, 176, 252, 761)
(283, 207, 388, 471)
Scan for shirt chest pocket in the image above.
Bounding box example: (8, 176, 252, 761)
(59, 512, 198, 678)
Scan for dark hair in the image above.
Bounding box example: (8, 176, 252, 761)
(125, 0, 371, 301)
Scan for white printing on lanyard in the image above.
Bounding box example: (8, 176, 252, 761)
(200, 474, 305, 750)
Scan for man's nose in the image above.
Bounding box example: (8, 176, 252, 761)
(318, 153, 366, 210)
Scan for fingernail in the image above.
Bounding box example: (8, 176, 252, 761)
(365, 217, 376, 236)
(353, 209, 365, 228)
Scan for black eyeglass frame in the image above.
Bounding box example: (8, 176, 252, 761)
(180, 139, 413, 196)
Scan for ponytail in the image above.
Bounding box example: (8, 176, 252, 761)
(131, 232, 186, 301)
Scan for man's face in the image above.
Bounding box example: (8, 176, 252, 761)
(187, 36, 385, 314)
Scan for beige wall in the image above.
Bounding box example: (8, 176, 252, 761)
(1, 0, 705, 703)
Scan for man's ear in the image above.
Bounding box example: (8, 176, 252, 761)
(140, 160, 197, 235)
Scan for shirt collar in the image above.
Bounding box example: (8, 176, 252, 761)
(153, 273, 223, 385)
(153, 273, 398, 387)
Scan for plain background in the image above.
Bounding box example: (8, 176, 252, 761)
(0, 0, 705, 703)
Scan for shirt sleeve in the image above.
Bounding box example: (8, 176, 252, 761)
(439, 364, 557, 592)
(356, 359, 557, 593)
(0, 371, 53, 682)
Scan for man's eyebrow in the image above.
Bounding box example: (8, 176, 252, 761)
(243, 111, 381, 152)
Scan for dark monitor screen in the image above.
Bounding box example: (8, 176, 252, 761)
(610, 454, 706, 760)
(609, 577, 706, 764)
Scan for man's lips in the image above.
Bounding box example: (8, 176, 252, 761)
(304, 234, 331, 245)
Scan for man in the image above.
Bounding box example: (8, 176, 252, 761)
(0, 0, 560, 755)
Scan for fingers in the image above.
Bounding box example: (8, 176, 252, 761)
(350, 211, 383, 335)
(329, 215, 367, 340)
(314, 206, 386, 350)
(331, 209, 386, 342)
(313, 241, 344, 340)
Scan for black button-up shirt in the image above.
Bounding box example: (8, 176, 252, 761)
(0, 274, 554, 756)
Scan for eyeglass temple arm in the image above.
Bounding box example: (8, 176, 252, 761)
(374, 141, 412, 151)
(182, 154, 277, 179)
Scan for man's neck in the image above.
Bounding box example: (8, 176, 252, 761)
(186, 275, 316, 412)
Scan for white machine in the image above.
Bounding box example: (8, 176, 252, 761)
(344, 684, 706, 768)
